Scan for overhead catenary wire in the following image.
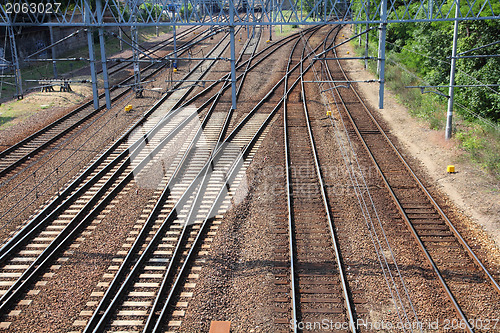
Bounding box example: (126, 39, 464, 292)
(0, 25, 224, 236)
(0, 24, 205, 190)
(386, 58, 500, 129)
(386, 40, 500, 96)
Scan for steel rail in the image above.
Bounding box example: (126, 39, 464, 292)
(0, 22, 299, 317)
(326, 31, 478, 333)
(0, 20, 296, 187)
(143, 26, 264, 333)
(283, 29, 308, 333)
(2, 23, 304, 316)
(0, 24, 211, 180)
(148, 44, 323, 333)
(317, 26, 420, 329)
(0, 74, 234, 315)
(280, 24, 338, 331)
(0, 21, 305, 237)
(298, 26, 357, 332)
(0, 29, 234, 262)
(345, 89, 500, 294)
(83, 26, 259, 333)
(88, 29, 321, 333)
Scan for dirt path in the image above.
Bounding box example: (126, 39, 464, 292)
(339, 26, 500, 251)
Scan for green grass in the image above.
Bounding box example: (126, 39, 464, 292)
(272, 10, 317, 37)
(274, 24, 300, 37)
(0, 98, 51, 130)
(351, 35, 500, 179)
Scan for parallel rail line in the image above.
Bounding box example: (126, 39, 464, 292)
(272, 25, 358, 332)
(0, 26, 234, 241)
(81, 25, 331, 333)
(0, 21, 317, 330)
(0, 25, 212, 180)
(0, 28, 235, 317)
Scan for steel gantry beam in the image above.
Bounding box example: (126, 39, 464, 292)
(84, 0, 100, 109)
(1, 0, 499, 27)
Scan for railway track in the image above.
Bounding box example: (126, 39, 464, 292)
(0, 24, 212, 180)
(0, 21, 317, 331)
(0, 26, 233, 245)
(78, 27, 265, 332)
(269, 26, 361, 332)
(77, 25, 327, 333)
(0, 28, 236, 321)
(320, 27, 500, 331)
(3, 22, 496, 333)
(0, 21, 306, 246)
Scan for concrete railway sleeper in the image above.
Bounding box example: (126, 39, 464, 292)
(0, 19, 301, 256)
(0, 20, 307, 231)
(82, 25, 263, 333)
(0, 27, 230, 236)
(0, 21, 307, 323)
(0, 29, 239, 315)
(0, 25, 213, 181)
(0, 28, 235, 254)
(81, 26, 324, 333)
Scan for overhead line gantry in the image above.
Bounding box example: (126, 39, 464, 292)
(1, 0, 499, 137)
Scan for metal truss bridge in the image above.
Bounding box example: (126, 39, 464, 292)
(1, 0, 499, 26)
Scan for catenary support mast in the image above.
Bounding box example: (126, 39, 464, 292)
(445, 0, 460, 140)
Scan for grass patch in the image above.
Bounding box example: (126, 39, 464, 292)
(351, 34, 500, 179)
(274, 24, 301, 37)
(455, 124, 500, 177)
(0, 85, 91, 130)
(273, 10, 317, 37)
(0, 116, 15, 126)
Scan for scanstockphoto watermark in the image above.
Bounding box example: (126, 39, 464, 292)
(289, 319, 436, 331)
(289, 318, 499, 331)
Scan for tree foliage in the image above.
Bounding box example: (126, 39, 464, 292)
(357, 0, 500, 123)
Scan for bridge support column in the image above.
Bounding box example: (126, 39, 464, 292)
(97, 0, 111, 109)
(84, 1, 99, 109)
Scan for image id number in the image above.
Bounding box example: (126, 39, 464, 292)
(5, 2, 61, 14)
